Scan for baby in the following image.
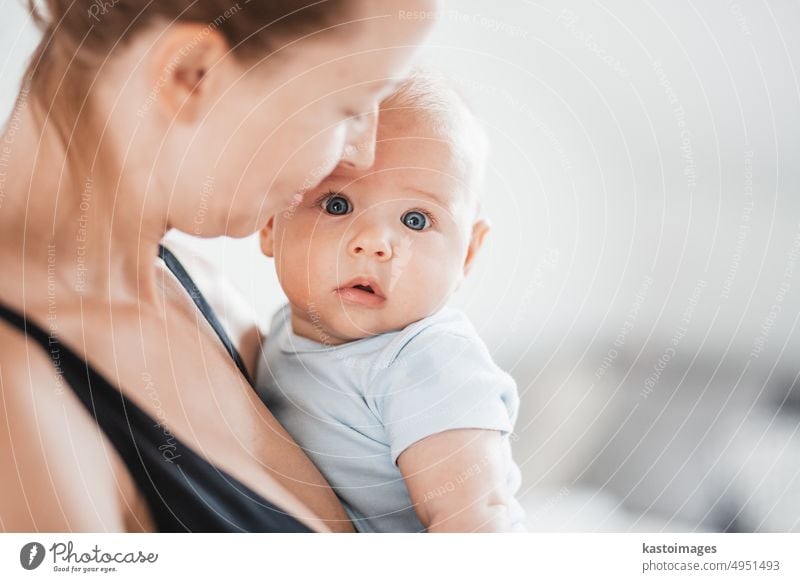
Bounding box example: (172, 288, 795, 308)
(255, 72, 525, 532)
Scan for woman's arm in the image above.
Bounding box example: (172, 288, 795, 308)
(397, 429, 516, 532)
(0, 333, 125, 532)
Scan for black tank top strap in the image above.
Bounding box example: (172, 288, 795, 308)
(0, 256, 310, 532)
(158, 244, 254, 386)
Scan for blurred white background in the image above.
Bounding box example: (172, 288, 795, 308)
(3, 0, 799, 531)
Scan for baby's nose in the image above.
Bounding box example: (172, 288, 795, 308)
(348, 226, 393, 261)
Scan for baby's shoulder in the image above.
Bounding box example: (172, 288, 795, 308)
(368, 308, 519, 419)
(266, 303, 292, 336)
(384, 306, 474, 351)
(370, 308, 492, 379)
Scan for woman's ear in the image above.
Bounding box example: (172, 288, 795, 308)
(148, 23, 230, 123)
(463, 218, 491, 276)
(260, 216, 276, 258)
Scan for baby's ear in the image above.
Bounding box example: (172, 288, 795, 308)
(259, 215, 276, 258)
(463, 218, 491, 276)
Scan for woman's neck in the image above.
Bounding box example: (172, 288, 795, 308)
(0, 108, 167, 312)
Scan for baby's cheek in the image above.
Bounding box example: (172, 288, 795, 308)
(410, 256, 454, 308)
(275, 241, 310, 300)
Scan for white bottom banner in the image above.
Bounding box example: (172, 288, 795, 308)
(0, 533, 797, 581)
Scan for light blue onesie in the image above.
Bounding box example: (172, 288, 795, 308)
(255, 303, 525, 532)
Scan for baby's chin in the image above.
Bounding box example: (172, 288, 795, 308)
(320, 307, 420, 345)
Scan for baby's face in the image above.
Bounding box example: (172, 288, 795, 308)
(261, 110, 488, 345)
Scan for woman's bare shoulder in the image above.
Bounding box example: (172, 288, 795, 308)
(0, 322, 126, 532)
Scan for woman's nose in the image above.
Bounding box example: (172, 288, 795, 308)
(340, 106, 378, 170)
(348, 224, 393, 261)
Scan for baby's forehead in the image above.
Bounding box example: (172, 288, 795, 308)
(373, 107, 484, 195)
(322, 71, 486, 215)
(331, 152, 470, 209)
(378, 71, 487, 150)
(323, 135, 477, 219)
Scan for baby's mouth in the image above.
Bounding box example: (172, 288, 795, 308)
(335, 278, 387, 307)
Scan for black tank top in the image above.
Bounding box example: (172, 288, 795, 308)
(0, 245, 311, 532)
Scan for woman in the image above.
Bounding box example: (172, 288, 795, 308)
(0, 0, 435, 532)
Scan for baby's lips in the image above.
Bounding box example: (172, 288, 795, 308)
(338, 276, 386, 299)
(335, 285, 387, 308)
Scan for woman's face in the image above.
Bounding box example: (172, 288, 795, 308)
(172, 1, 437, 238)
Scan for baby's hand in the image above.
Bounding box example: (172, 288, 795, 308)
(397, 429, 516, 532)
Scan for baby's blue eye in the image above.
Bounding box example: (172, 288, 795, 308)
(323, 195, 352, 216)
(402, 210, 428, 231)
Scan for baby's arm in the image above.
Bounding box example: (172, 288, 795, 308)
(397, 428, 515, 532)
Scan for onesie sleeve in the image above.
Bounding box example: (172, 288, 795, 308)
(370, 330, 519, 464)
